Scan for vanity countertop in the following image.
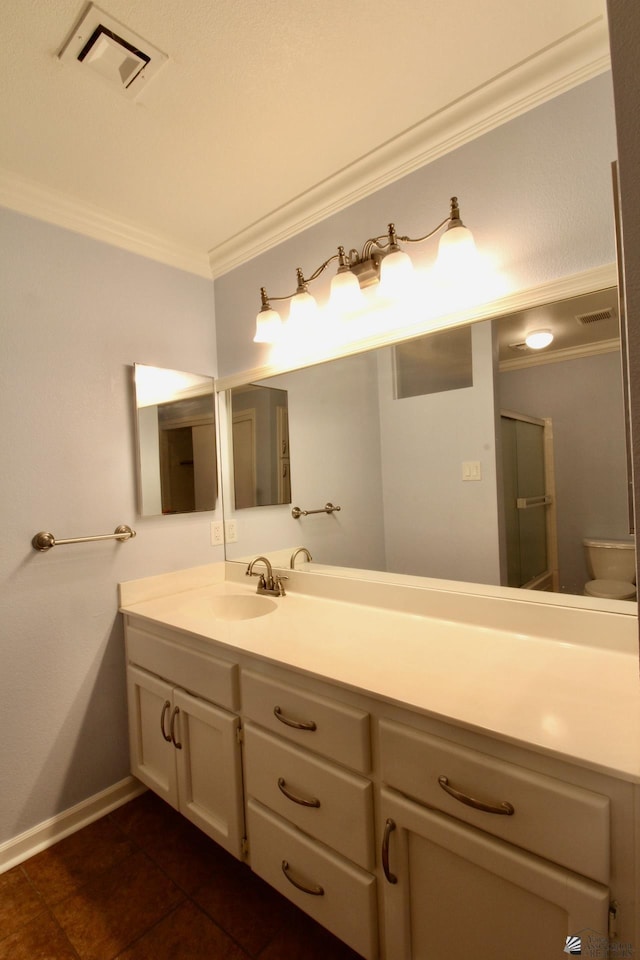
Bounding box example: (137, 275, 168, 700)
(120, 563, 640, 783)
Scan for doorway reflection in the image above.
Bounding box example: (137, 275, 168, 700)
(230, 384, 291, 509)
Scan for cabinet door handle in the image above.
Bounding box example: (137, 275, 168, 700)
(273, 705, 317, 731)
(438, 776, 515, 816)
(160, 700, 172, 742)
(277, 777, 321, 808)
(382, 818, 398, 884)
(281, 859, 324, 896)
(169, 706, 182, 750)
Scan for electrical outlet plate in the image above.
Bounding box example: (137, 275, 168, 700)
(211, 521, 224, 545)
(225, 520, 238, 543)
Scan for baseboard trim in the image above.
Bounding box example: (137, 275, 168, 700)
(0, 777, 147, 875)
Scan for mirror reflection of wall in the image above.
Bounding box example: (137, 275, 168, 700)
(223, 284, 632, 600)
(134, 363, 217, 516)
(230, 384, 291, 509)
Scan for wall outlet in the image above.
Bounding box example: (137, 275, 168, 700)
(225, 519, 238, 543)
(210, 520, 224, 545)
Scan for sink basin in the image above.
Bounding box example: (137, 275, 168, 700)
(208, 594, 278, 621)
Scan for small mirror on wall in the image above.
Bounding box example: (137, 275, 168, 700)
(230, 384, 291, 509)
(134, 363, 217, 516)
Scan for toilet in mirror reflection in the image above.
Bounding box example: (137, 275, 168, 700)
(583, 538, 636, 600)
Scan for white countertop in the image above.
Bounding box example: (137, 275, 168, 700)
(120, 563, 640, 783)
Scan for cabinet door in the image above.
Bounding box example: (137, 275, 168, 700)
(173, 688, 245, 858)
(126, 665, 178, 808)
(380, 788, 610, 960)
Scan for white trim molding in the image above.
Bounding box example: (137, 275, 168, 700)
(0, 170, 212, 279)
(0, 777, 146, 875)
(207, 17, 610, 278)
(499, 337, 620, 371)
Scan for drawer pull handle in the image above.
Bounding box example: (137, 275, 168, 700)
(160, 700, 172, 742)
(438, 776, 514, 816)
(277, 777, 321, 808)
(169, 706, 182, 750)
(273, 705, 317, 731)
(281, 859, 324, 896)
(382, 818, 398, 884)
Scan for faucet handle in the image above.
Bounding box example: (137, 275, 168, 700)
(274, 575, 288, 596)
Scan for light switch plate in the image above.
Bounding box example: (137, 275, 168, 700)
(462, 461, 482, 481)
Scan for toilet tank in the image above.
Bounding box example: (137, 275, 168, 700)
(583, 538, 636, 583)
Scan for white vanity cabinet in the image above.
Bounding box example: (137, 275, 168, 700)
(120, 596, 638, 960)
(124, 620, 245, 859)
(378, 719, 621, 960)
(241, 670, 379, 960)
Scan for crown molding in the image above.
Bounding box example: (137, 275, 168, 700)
(499, 337, 620, 371)
(208, 17, 611, 279)
(0, 169, 212, 279)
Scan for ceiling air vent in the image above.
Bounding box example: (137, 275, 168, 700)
(58, 4, 168, 99)
(575, 307, 615, 326)
(508, 341, 530, 353)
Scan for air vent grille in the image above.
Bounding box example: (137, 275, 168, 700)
(575, 307, 615, 326)
(58, 3, 167, 99)
(508, 341, 529, 353)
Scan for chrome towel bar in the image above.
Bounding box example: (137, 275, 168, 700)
(291, 502, 341, 519)
(31, 524, 136, 552)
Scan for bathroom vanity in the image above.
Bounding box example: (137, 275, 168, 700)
(120, 563, 640, 960)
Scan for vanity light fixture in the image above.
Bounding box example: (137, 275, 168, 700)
(525, 328, 554, 350)
(254, 197, 476, 343)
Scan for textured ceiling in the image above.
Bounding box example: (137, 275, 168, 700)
(0, 0, 610, 276)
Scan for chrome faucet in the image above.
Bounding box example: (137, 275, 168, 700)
(246, 556, 287, 596)
(290, 546, 313, 569)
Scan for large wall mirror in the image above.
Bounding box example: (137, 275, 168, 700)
(134, 363, 217, 516)
(222, 277, 636, 607)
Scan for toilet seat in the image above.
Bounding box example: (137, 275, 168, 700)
(584, 578, 637, 600)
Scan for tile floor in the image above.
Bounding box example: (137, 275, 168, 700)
(1, 791, 364, 960)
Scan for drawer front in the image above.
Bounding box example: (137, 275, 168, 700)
(244, 723, 374, 869)
(379, 719, 610, 883)
(126, 624, 238, 711)
(242, 671, 370, 772)
(247, 799, 378, 960)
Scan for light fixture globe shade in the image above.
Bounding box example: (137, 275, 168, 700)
(253, 307, 282, 343)
(525, 328, 554, 350)
(378, 248, 414, 299)
(436, 223, 477, 272)
(329, 269, 364, 314)
(288, 290, 318, 327)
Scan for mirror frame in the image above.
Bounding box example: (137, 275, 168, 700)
(215, 261, 637, 616)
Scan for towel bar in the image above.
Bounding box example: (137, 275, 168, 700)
(31, 525, 136, 552)
(291, 502, 341, 520)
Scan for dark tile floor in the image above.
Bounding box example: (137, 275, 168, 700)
(1, 791, 364, 960)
